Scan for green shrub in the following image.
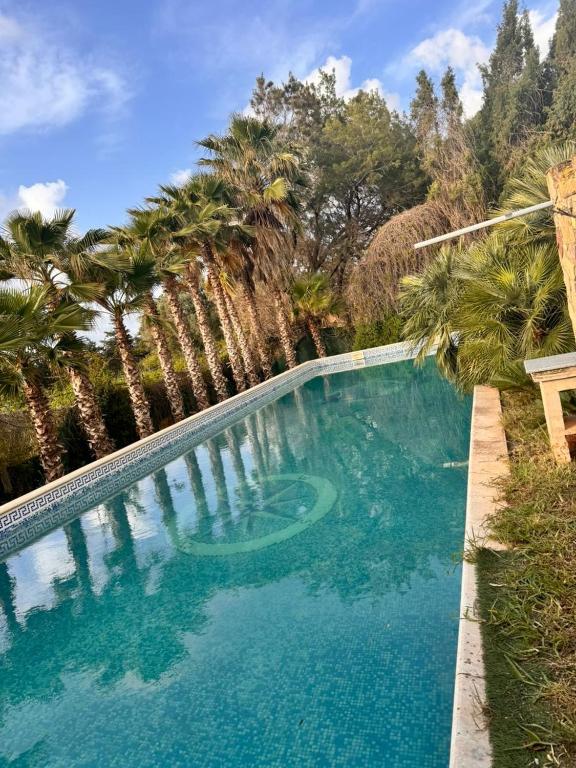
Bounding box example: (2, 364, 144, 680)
(352, 316, 402, 350)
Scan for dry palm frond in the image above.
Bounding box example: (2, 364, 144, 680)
(346, 201, 451, 321)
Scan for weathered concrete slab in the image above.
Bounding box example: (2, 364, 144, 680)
(450, 385, 509, 768)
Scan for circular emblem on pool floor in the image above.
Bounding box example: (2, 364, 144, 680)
(176, 473, 337, 556)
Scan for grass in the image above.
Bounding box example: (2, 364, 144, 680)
(476, 390, 576, 767)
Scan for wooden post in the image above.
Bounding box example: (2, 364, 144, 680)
(538, 380, 572, 463)
(547, 156, 576, 337)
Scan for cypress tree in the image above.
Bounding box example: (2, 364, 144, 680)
(474, 0, 544, 197)
(440, 67, 463, 135)
(545, 0, 576, 138)
(410, 70, 439, 172)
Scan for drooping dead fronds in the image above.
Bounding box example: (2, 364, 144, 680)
(346, 201, 451, 322)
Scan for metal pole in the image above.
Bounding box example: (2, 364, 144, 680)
(413, 200, 553, 250)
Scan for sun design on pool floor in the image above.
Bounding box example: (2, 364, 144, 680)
(174, 473, 338, 556)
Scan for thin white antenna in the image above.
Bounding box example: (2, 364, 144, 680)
(413, 200, 553, 250)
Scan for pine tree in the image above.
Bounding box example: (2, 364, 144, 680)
(430, 70, 485, 226)
(545, 0, 576, 139)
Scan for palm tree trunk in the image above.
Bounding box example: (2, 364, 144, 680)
(113, 312, 155, 440)
(274, 290, 297, 369)
(67, 367, 115, 459)
(144, 293, 185, 423)
(183, 265, 230, 402)
(203, 245, 247, 392)
(21, 378, 65, 482)
(307, 318, 327, 357)
(238, 277, 273, 379)
(223, 291, 260, 388)
(163, 276, 210, 411)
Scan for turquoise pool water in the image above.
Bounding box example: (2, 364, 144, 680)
(0, 358, 471, 768)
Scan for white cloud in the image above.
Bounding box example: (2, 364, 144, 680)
(0, 12, 129, 135)
(305, 54, 354, 96)
(529, 8, 558, 56)
(17, 180, 68, 218)
(407, 29, 491, 117)
(169, 168, 192, 186)
(304, 55, 400, 110)
(0, 180, 68, 220)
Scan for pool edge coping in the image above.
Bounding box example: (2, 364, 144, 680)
(449, 384, 509, 768)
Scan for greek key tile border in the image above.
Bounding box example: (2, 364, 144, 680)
(0, 340, 435, 557)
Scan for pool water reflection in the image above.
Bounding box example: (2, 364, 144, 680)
(0, 358, 471, 768)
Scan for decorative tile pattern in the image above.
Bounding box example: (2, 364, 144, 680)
(0, 341, 436, 555)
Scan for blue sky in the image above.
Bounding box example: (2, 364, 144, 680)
(0, 0, 559, 235)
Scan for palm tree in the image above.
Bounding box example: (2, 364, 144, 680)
(219, 272, 260, 386)
(292, 273, 341, 357)
(158, 177, 250, 392)
(123, 206, 215, 407)
(494, 141, 576, 245)
(182, 260, 230, 401)
(400, 237, 574, 389)
(77, 245, 156, 439)
(400, 245, 461, 380)
(111, 220, 193, 421)
(141, 288, 186, 423)
(454, 237, 574, 388)
(160, 273, 210, 411)
(198, 115, 306, 372)
(0, 210, 115, 459)
(0, 286, 92, 481)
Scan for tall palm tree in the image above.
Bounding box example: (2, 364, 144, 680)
(110, 221, 191, 421)
(219, 273, 260, 386)
(141, 288, 186, 423)
(0, 286, 92, 482)
(122, 207, 213, 407)
(159, 273, 210, 411)
(158, 177, 250, 392)
(0, 210, 115, 459)
(198, 115, 306, 372)
(77, 245, 156, 439)
(182, 260, 230, 401)
(292, 273, 341, 358)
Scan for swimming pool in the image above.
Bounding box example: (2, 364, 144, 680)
(0, 357, 471, 767)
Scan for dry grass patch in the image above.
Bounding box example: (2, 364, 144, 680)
(477, 390, 576, 766)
